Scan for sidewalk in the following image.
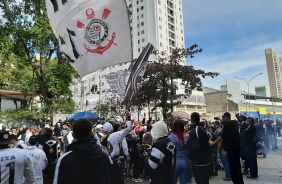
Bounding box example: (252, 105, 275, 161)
(209, 149, 282, 184)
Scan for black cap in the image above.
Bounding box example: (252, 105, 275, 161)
(29, 136, 39, 144)
(222, 112, 231, 118)
(0, 131, 11, 145)
(247, 117, 255, 124)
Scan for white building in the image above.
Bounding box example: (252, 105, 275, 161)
(70, 0, 186, 113)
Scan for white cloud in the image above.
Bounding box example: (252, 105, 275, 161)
(183, 0, 282, 96)
(190, 39, 282, 95)
(183, 0, 282, 36)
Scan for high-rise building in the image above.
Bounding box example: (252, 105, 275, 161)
(265, 48, 282, 98)
(127, 0, 185, 60)
(71, 0, 186, 111)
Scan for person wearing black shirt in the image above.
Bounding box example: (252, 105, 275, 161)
(243, 117, 258, 178)
(188, 112, 211, 184)
(210, 112, 244, 184)
(53, 119, 110, 184)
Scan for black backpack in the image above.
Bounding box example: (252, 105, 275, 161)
(42, 137, 60, 163)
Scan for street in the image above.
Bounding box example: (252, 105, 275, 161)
(126, 140, 282, 184)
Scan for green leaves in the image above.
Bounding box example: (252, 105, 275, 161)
(134, 46, 219, 119)
(0, 0, 77, 115)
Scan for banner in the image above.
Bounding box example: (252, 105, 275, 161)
(45, 0, 132, 77)
(105, 69, 130, 98)
(123, 43, 154, 104)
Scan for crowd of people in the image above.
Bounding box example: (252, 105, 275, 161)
(0, 111, 280, 184)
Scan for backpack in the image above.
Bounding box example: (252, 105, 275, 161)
(42, 137, 60, 163)
(142, 132, 153, 145)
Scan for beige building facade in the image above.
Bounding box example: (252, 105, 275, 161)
(265, 48, 282, 98)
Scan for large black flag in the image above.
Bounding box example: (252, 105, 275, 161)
(123, 43, 154, 104)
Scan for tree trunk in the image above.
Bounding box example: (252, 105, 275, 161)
(170, 77, 174, 113)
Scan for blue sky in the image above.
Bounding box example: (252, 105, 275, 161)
(183, 0, 282, 96)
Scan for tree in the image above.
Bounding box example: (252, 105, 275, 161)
(0, 0, 77, 116)
(136, 45, 219, 119)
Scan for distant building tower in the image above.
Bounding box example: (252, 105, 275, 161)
(265, 48, 282, 98)
(127, 0, 185, 60)
(255, 86, 267, 97)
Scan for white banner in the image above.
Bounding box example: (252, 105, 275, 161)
(45, 0, 132, 77)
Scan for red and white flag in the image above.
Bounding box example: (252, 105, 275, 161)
(45, 0, 132, 77)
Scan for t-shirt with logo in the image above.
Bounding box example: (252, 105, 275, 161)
(24, 146, 47, 183)
(0, 148, 36, 184)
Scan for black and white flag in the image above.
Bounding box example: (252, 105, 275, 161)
(105, 69, 130, 98)
(45, 0, 132, 77)
(123, 43, 154, 104)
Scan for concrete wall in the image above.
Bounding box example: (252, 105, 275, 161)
(204, 91, 239, 114)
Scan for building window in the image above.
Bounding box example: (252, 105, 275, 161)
(137, 24, 139, 28)
(160, 42, 163, 47)
(141, 22, 144, 26)
(137, 16, 139, 20)
(141, 14, 144, 18)
(158, 0, 161, 5)
(141, 30, 144, 34)
(138, 48, 141, 52)
(128, 4, 132, 8)
(160, 34, 162, 38)
(137, 8, 139, 12)
(138, 40, 140, 44)
(159, 25, 162, 30)
(142, 38, 145, 42)
(140, 6, 144, 10)
(138, 32, 140, 36)
(159, 17, 162, 21)
(159, 9, 161, 13)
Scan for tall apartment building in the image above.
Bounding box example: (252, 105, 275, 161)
(265, 48, 282, 98)
(127, 0, 185, 60)
(71, 0, 186, 110)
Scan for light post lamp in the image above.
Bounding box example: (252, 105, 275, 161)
(31, 61, 41, 111)
(234, 73, 263, 113)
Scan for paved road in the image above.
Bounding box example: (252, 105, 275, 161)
(125, 140, 282, 184)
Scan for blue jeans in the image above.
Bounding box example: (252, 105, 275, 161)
(174, 157, 190, 184)
(220, 149, 231, 178)
(268, 134, 277, 150)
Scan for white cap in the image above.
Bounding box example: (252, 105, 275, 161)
(96, 124, 103, 129)
(103, 122, 113, 133)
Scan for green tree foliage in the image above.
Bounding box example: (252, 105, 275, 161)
(0, 0, 77, 117)
(133, 45, 219, 119)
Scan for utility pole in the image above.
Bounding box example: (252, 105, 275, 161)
(234, 73, 263, 113)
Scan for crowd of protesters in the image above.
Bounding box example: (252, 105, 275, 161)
(0, 111, 280, 184)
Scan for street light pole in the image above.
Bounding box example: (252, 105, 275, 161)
(234, 72, 263, 113)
